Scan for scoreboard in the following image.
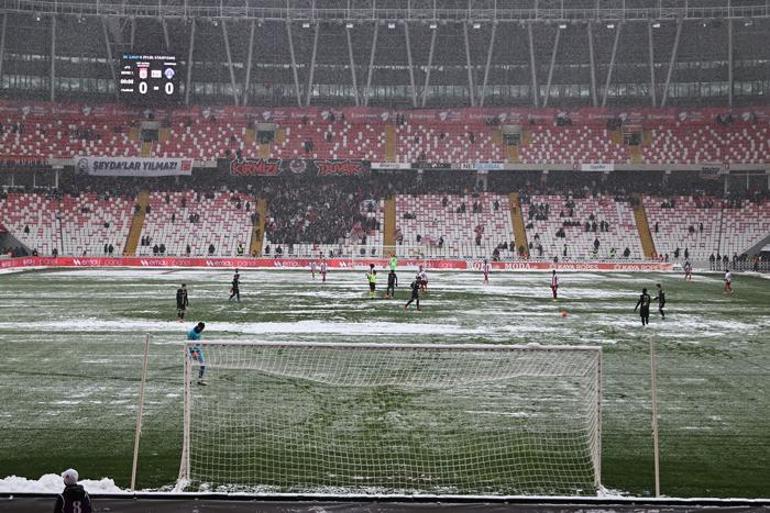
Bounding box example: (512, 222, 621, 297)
(119, 53, 179, 103)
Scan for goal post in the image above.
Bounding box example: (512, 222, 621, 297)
(178, 342, 602, 497)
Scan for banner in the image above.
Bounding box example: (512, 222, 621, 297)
(75, 157, 193, 177)
(0, 155, 48, 170)
(476, 162, 505, 171)
(580, 163, 615, 172)
(0, 256, 674, 272)
(2, 100, 770, 128)
(227, 158, 370, 177)
(371, 162, 411, 170)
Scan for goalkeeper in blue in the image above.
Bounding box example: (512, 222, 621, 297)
(187, 322, 207, 385)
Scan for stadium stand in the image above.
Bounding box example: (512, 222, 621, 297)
(394, 193, 514, 259)
(137, 190, 254, 257)
(58, 192, 133, 256)
(519, 126, 629, 165)
(395, 124, 503, 164)
(524, 194, 644, 260)
(642, 122, 770, 165)
(0, 192, 61, 255)
(643, 195, 724, 260)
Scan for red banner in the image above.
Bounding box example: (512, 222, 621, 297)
(0, 100, 768, 129)
(0, 256, 673, 272)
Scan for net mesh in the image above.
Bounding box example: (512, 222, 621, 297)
(180, 342, 601, 496)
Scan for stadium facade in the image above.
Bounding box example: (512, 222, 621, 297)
(0, 0, 769, 107)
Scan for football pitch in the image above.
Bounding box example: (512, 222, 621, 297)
(0, 267, 769, 498)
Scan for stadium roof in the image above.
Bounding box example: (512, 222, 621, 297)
(2, 0, 769, 22)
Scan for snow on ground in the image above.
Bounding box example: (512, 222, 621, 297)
(0, 474, 125, 494)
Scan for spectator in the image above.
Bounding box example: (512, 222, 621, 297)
(108, 244, 114, 255)
(623, 247, 631, 258)
(208, 244, 215, 255)
(186, 244, 191, 256)
(54, 469, 92, 513)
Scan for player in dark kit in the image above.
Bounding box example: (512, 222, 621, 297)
(176, 284, 189, 321)
(634, 288, 652, 326)
(653, 283, 666, 319)
(229, 269, 241, 302)
(385, 269, 398, 299)
(54, 468, 92, 513)
(404, 278, 421, 311)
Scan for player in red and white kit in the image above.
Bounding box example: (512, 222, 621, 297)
(482, 259, 490, 284)
(550, 270, 559, 300)
(683, 260, 693, 281)
(724, 269, 733, 295)
(418, 266, 428, 292)
(310, 260, 318, 279)
(320, 259, 328, 283)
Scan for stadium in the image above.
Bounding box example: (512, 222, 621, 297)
(0, 0, 769, 512)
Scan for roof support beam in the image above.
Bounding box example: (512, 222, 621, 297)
(346, 26, 360, 106)
(285, 20, 303, 107)
(647, 21, 656, 107)
(221, 20, 239, 106)
(479, 21, 497, 107)
(101, 17, 118, 101)
(364, 22, 378, 107)
(527, 22, 539, 107)
(421, 27, 437, 107)
(184, 19, 195, 106)
(305, 23, 319, 106)
(404, 22, 418, 108)
(161, 18, 171, 51)
(661, 19, 682, 107)
(727, 17, 734, 108)
(0, 14, 8, 85)
(587, 22, 598, 107)
(463, 22, 475, 106)
(49, 15, 56, 101)
(601, 22, 621, 107)
(241, 19, 256, 106)
(542, 26, 560, 108)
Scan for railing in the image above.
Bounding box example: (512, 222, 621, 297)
(1, 0, 768, 22)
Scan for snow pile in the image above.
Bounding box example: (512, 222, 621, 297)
(0, 474, 126, 494)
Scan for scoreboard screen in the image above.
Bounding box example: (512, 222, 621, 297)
(120, 53, 180, 103)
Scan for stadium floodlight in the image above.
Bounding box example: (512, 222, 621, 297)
(388, 22, 396, 29)
(652, 21, 661, 28)
(744, 20, 753, 26)
(302, 22, 311, 28)
(558, 23, 567, 29)
(606, 23, 615, 29)
(429, 22, 437, 29)
(472, 23, 481, 29)
(178, 341, 603, 496)
(346, 22, 354, 29)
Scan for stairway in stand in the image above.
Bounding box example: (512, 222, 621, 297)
(382, 196, 397, 254)
(385, 126, 396, 162)
(249, 198, 268, 256)
(123, 191, 150, 256)
(509, 192, 529, 257)
(632, 195, 657, 258)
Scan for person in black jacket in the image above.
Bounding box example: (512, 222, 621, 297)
(653, 283, 666, 319)
(176, 284, 189, 321)
(634, 288, 652, 326)
(54, 468, 92, 513)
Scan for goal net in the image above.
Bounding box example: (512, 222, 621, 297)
(178, 342, 602, 496)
